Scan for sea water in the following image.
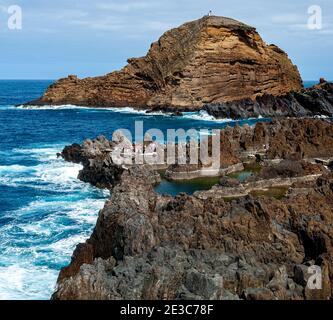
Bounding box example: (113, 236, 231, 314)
(0, 80, 318, 299)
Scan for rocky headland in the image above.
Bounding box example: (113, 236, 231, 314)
(53, 118, 333, 300)
(26, 15, 321, 118)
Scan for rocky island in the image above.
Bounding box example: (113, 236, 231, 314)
(26, 15, 319, 116)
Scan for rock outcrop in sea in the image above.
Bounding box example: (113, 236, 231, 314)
(61, 118, 333, 183)
(53, 119, 333, 300)
(204, 81, 333, 119)
(28, 16, 303, 114)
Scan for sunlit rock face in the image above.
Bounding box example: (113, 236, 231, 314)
(30, 16, 302, 110)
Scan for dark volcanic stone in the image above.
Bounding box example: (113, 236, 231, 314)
(53, 119, 333, 300)
(204, 82, 333, 119)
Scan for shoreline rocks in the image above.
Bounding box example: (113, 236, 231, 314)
(60, 118, 333, 186)
(52, 118, 333, 300)
(204, 81, 333, 119)
(165, 163, 244, 180)
(52, 163, 333, 300)
(196, 174, 324, 200)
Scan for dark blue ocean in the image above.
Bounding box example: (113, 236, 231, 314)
(0, 80, 317, 299)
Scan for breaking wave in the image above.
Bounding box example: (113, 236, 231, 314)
(17, 104, 240, 122)
(0, 145, 109, 300)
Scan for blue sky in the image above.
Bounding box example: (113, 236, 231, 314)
(0, 0, 332, 80)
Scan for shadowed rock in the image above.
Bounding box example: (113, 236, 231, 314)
(204, 81, 333, 119)
(51, 119, 333, 300)
(52, 164, 333, 300)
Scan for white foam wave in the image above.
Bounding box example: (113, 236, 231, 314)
(0, 265, 57, 300)
(35, 163, 82, 183)
(47, 234, 91, 256)
(0, 143, 109, 300)
(0, 164, 32, 173)
(0, 105, 16, 110)
(17, 104, 265, 122)
(314, 115, 329, 119)
(181, 110, 233, 122)
(18, 104, 176, 117)
(18, 104, 227, 121)
(12, 146, 64, 159)
(105, 106, 173, 116)
(17, 104, 84, 110)
(0, 158, 83, 190)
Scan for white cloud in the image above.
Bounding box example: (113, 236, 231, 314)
(69, 15, 127, 31)
(96, 1, 154, 13)
(271, 13, 305, 24)
(69, 17, 176, 34)
(30, 8, 89, 22)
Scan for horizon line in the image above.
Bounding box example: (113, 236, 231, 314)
(0, 79, 326, 82)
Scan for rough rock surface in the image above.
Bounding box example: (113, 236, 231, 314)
(53, 164, 333, 300)
(164, 118, 333, 179)
(61, 135, 124, 189)
(221, 118, 333, 160)
(61, 134, 161, 188)
(53, 119, 333, 300)
(28, 16, 302, 111)
(255, 160, 327, 180)
(62, 119, 333, 185)
(204, 81, 333, 119)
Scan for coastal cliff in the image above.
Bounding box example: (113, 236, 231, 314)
(53, 119, 333, 300)
(28, 16, 302, 111)
(53, 166, 333, 300)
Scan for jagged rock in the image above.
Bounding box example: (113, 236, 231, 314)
(242, 288, 275, 300)
(52, 163, 333, 300)
(219, 176, 241, 187)
(27, 16, 301, 112)
(165, 119, 333, 180)
(61, 143, 84, 164)
(255, 160, 327, 180)
(204, 82, 333, 119)
(52, 119, 333, 300)
(222, 119, 333, 160)
(61, 119, 333, 185)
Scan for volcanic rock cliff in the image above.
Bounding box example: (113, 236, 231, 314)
(29, 16, 302, 110)
(53, 119, 333, 300)
(53, 165, 333, 300)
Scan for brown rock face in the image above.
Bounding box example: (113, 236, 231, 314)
(31, 16, 302, 110)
